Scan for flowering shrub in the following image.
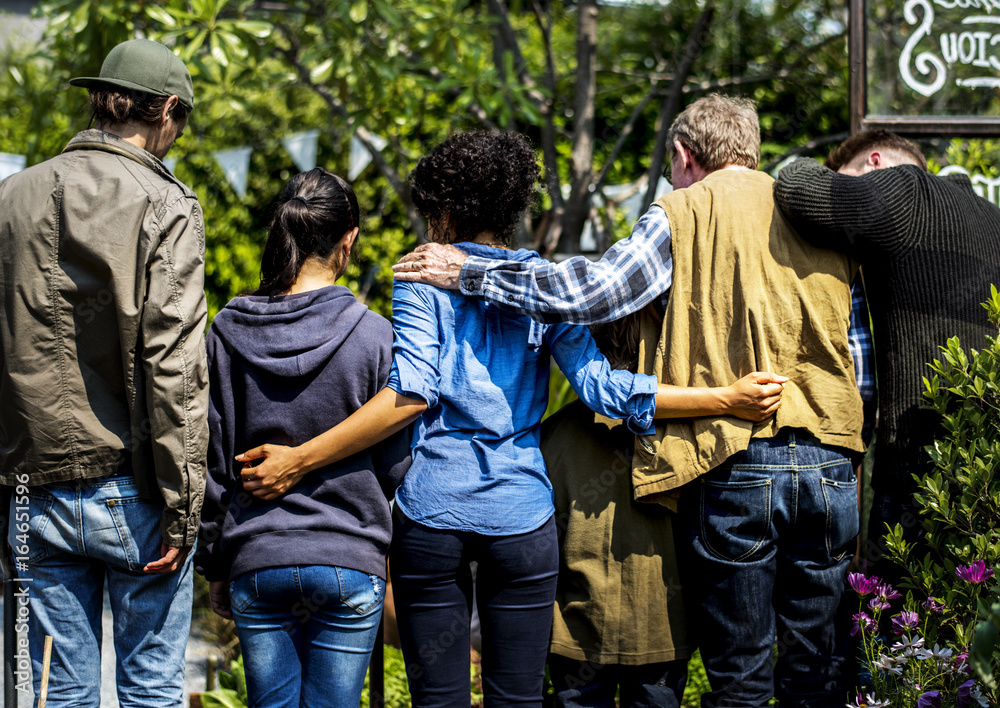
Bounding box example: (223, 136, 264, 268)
(848, 289, 1000, 707)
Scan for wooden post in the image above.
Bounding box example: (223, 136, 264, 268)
(206, 656, 217, 692)
(37, 636, 52, 708)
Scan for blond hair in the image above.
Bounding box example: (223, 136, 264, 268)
(668, 94, 760, 172)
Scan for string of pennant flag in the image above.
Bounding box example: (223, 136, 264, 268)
(5, 137, 998, 212)
(0, 130, 388, 198)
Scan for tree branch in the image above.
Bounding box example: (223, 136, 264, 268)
(593, 76, 661, 192)
(274, 22, 425, 233)
(760, 132, 848, 174)
(557, 0, 599, 253)
(531, 0, 564, 255)
(643, 0, 715, 208)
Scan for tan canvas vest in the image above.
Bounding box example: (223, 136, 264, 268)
(631, 169, 864, 504)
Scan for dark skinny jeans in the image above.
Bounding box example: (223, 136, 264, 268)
(390, 509, 558, 708)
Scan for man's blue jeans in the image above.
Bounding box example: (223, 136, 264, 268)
(9, 471, 193, 707)
(229, 565, 384, 708)
(678, 432, 858, 708)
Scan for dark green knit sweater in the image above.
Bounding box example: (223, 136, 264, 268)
(774, 159, 1000, 493)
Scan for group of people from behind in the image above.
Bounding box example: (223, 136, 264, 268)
(2, 37, 1000, 708)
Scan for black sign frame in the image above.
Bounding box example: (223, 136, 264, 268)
(849, 0, 1000, 135)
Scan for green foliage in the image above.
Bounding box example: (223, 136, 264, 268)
(361, 644, 413, 708)
(1, 0, 865, 318)
(972, 600, 1000, 690)
(852, 287, 1000, 706)
(201, 655, 248, 708)
(681, 651, 713, 706)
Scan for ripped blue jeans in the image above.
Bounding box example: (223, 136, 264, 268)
(230, 565, 384, 708)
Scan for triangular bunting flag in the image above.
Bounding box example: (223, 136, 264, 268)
(163, 157, 178, 174)
(0, 153, 27, 182)
(213, 147, 253, 199)
(348, 133, 388, 181)
(282, 130, 320, 173)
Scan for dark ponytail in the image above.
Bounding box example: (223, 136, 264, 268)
(256, 168, 360, 296)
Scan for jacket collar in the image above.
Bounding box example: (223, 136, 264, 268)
(62, 129, 193, 195)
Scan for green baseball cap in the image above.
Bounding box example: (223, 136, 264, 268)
(70, 39, 194, 111)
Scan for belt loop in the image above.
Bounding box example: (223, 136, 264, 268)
(788, 431, 796, 448)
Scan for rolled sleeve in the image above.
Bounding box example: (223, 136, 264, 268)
(387, 281, 442, 409)
(546, 322, 657, 434)
(142, 197, 209, 547)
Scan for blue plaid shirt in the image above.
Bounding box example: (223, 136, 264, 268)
(461, 205, 876, 404)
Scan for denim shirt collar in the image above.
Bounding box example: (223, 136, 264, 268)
(454, 241, 539, 262)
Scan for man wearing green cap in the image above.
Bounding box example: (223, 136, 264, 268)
(0, 39, 207, 706)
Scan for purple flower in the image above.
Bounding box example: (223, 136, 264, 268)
(891, 610, 919, 634)
(957, 679, 976, 708)
(955, 651, 972, 676)
(916, 690, 941, 708)
(876, 582, 901, 601)
(955, 560, 995, 584)
(869, 598, 890, 612)
(922, 597, 945, 613)
(849, 572, 881, 596)
(851, 612, 873, 637)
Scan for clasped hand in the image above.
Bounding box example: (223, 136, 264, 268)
(236, 444, 307, 501)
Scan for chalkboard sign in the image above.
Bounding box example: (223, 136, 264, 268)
(850, 0, 1000, 134)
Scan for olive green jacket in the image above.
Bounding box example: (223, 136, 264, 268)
(0, 130, 209, 547)
(542, 401, 692, 665)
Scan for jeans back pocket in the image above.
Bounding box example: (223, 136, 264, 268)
(820, 476, 859, 561)
(106, 496, 163, 572)
(338, 567, 384, 616)
(700, 474, 773, 563)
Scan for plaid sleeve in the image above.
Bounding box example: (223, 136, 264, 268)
(848, 275, 878, 445)
(848, 276, 876, 402)
(459, 206, 673, 325)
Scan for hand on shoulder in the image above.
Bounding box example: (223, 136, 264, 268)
(393, 243, 467, 290)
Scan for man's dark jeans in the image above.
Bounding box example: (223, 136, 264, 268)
(678, 431, 858, 707)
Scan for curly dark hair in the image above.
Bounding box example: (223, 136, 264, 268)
(409, 131, 540, 245)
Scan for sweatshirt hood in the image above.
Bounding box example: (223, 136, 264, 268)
(211, 285, 371, 378)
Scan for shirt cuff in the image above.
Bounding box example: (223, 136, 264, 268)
(387, 369, 436, 409)
(625, 374, 657, 436)
(459, 257, 491, 295)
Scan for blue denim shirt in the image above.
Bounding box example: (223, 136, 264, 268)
(388, 242, 657, 535)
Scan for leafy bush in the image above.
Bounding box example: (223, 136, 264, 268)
(845, 288, 1000, 707)
(201, 656, 248, 708)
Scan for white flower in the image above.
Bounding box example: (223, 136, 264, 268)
(928, 643, 953, 660)
(891, 635, 925, 657)
(970, 684, 988, 707)
(846, 692, 891, 708)
(872, 654, 905, 675)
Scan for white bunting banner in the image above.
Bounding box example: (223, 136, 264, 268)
(282, 130, 320, 173)
(0, 153, 27, 182)
(163, 157, 178, 174)
(213, 147, 253, 199)
(348, 133, 388, 181)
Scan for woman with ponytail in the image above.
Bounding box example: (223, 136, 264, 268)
(195, 168, 410, 708)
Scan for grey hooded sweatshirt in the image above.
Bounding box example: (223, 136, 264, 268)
(196, 285, 410, 582)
